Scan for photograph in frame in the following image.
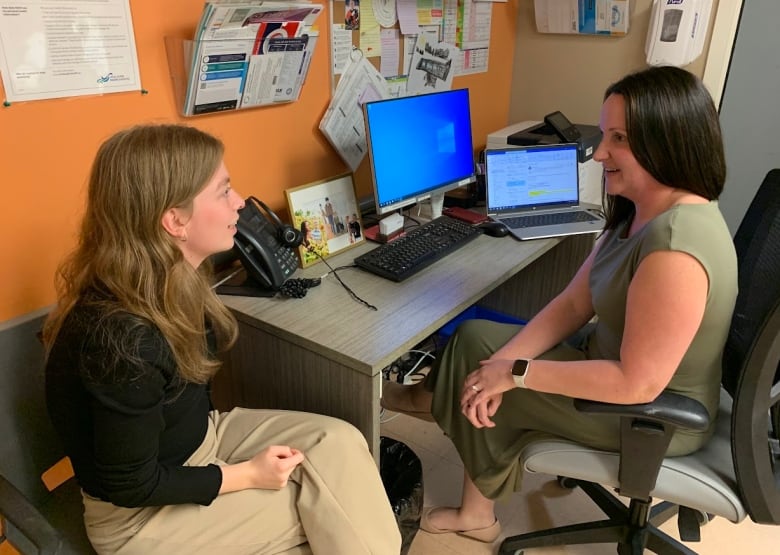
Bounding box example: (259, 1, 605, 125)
(285, 172, 364, 267)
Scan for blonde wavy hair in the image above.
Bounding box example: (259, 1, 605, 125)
(43, 124, 238, 383)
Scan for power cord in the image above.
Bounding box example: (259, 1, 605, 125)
(379, 407, 401, 424)
(401, 208, 422, 231)
(400, 349, 435, 384)
(381, 348, 435, 385)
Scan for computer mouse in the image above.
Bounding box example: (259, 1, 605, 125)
(478, 221, 510, 238)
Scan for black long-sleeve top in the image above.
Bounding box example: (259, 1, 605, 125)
(45, 299, 223, 507)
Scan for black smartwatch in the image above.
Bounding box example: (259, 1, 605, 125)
(512, 359, 531, 388)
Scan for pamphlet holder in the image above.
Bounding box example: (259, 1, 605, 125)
(164, 37, 192, 117)
(164, 35, 316, 117)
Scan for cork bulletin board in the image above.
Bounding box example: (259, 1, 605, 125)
(329, 0, 449, 91)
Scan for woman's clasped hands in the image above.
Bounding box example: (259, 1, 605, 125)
(246, 445, 305, 490)
(460, 358, 517, 428)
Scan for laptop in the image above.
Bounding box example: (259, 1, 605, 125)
(485, 143, 605, 240)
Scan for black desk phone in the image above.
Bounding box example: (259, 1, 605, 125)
(229, 197, 303, 292)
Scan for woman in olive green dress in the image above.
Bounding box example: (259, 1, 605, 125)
(381, 65, 738, 543)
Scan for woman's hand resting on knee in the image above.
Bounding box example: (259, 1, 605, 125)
(460, 359, 516, 428)
(219, 445, 305, 493)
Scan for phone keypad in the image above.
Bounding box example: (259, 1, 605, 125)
(275, 246, 298, 278)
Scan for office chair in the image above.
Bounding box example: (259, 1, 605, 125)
(0, 314, 96, 555)
(499, 168, 780, 555)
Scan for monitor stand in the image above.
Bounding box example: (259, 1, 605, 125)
(430, 193, 445, 219)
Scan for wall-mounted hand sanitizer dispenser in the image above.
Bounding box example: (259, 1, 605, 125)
(645, 0, 713, 67)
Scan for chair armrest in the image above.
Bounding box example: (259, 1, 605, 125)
(0, 474, 65, 555)
(574, 391, 710, 432)
(573, 392, 711, 500)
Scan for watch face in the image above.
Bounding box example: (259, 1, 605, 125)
(512, 359, 529, 376)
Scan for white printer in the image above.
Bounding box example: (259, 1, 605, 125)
(486, 120, 604, 207)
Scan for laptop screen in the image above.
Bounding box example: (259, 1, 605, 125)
(486, 143, 580, 213)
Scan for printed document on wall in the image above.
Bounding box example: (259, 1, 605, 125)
(534, 0, 630, 36)
(0, 0, 141, 102)
(406, 33, 455, 94)
(442, 0, 490, 76)
(319, 56, 389, 170)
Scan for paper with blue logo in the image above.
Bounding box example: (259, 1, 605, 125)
(0, 0, 140, 102)
(534, 0, 630, 36)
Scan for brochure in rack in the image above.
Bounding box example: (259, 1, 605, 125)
(183, 1, 323, 115)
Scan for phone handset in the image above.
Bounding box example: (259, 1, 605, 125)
(544, 111, 581, 143)
(232, 197, 303, 292)
(250, 198, 304, 248)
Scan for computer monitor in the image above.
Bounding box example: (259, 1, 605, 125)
(363, 88, 476, 218)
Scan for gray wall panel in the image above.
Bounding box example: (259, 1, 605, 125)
(719, 0, 780, 234)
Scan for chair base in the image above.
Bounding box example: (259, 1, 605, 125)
(498, 480, 699, 555)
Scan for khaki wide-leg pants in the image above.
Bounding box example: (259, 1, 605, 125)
(83, 409, 401, 555)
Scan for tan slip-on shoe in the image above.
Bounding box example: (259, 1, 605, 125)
(380, 381, 435, 422)
(420, 507, 501, 543)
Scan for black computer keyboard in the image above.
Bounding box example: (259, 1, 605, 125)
(502, 210, 599, 229)
(354, 216, 482, 281)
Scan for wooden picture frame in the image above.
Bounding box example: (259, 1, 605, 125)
(285, 172, 365, 267)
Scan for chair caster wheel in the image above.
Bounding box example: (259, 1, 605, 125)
(557, 476, 578, 489)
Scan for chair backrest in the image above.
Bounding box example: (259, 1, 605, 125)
(722, 169, 780, 396)
(1, 311, 94, 554)
(0, 312, 61, 507)
(731, 297, 780, 524)
(721, 169, 780, 524)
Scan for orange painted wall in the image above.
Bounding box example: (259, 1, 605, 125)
(0, 1, 517, 322)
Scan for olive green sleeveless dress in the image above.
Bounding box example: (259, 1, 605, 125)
(429, 202, 738, 500)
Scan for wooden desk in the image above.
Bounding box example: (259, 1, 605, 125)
(213, 233, 593, 461)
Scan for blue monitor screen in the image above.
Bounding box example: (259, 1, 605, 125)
(363, 88, 476, 215)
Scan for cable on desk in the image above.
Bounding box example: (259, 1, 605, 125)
(400, 208, 422, 231)
(361, 213, 380, 228)
(307, 247, 378, 311)
(210, 266, 243, 290)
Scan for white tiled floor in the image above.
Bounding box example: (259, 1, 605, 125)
(380, 411, 780, 555)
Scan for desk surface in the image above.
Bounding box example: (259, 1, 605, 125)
(221, 233, 560, 378)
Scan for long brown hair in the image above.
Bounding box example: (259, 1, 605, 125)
(602, 66, 726, 230)
(43, 124, 238, 383)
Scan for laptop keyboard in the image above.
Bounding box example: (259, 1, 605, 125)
(502, 210, 599, 229)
